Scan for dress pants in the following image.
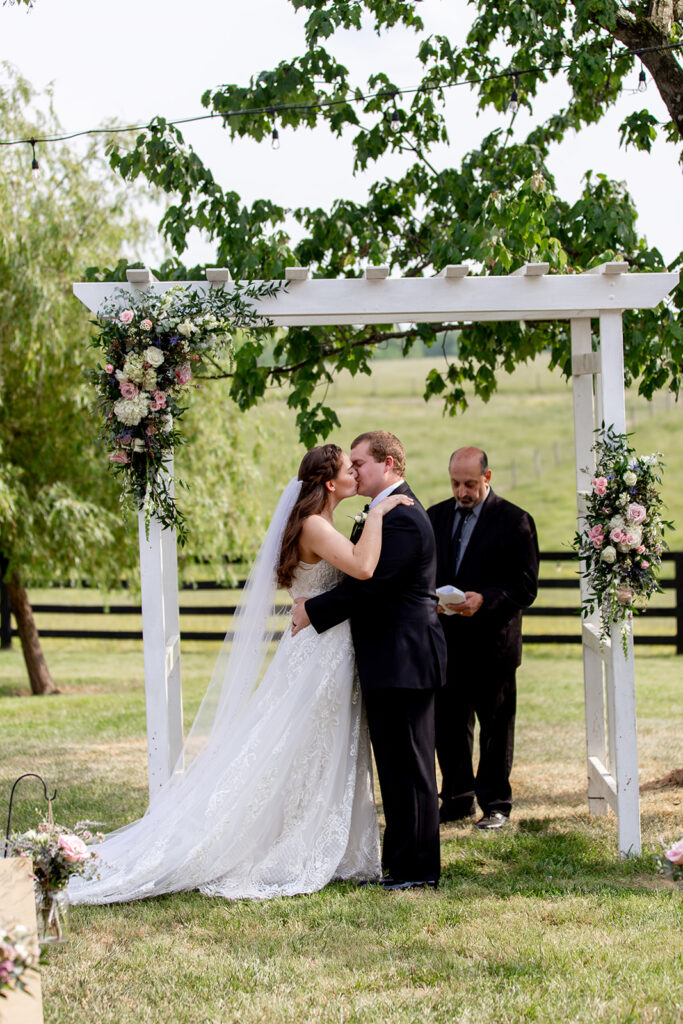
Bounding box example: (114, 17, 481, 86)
(436, 663, 516, 818)
(364, 688, 440, 883)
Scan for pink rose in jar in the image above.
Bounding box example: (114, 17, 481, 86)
(119, 309, 134, 325)
(592, 477, 608, 496)
(108, 451, 130, 464)
(57, 833, 90, 863)
(119, 381, 139, 400)
(665, 838, 683, 865)
(626, 503, 647, 524)
(105, 363, 114, 374)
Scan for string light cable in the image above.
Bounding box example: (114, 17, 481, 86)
(1, 41, 680, 164)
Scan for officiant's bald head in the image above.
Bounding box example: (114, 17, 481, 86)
(449, 447, 491, 507)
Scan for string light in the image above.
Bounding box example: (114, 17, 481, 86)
(29, 138, 40, 179)
(0, 41, 678, 154)
(271, 126, 280, 150)
(508, 73, 519, 114)
(638, 62, 647, 93)
(390, 108, 401, 132)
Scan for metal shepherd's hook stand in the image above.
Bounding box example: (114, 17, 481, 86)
(4, 773, 57, 857)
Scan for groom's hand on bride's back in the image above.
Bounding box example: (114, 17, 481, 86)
(291, 596, 311, 636)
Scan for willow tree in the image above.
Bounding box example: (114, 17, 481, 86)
(104, 0, 681, 444)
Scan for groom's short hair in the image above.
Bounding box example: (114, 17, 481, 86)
(351, 431, 406, 476)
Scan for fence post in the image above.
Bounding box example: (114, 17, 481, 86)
(674, 553, 683, 656)
(0, 558, 11, 650)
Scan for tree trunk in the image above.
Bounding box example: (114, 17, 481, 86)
(5, 572, 58, 695)
(614, 7, 683, 139)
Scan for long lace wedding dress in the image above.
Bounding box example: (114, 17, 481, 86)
(69, 482, 380, 904)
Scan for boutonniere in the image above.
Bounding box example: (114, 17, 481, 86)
(350, 510, 368, 526)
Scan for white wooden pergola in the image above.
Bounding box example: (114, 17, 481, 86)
(74, 262, 679, 857)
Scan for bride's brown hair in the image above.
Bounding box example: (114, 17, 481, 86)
(277, 444, 344, 589)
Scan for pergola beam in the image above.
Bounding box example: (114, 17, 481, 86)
(74, 270, 677, 327)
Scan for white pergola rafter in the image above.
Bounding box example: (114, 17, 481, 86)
(74, 263, 679, 858)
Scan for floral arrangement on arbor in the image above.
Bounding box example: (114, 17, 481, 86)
(89, 281, 278, 543)
(0, 922, 38, 1000)
(7, 821, 102, 895)
(574, 426, 671, 652)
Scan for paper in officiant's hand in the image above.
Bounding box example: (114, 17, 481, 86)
(436, 584, 466, 615)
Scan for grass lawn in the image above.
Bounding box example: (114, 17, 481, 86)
(1, 641, 681, 1024)
(2, 356, 682, 1021)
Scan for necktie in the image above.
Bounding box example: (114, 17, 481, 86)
(450, 508, 472, 578)
(350, 504, 370, 545)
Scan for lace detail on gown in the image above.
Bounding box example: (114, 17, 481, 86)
(69, 560, 380, 903)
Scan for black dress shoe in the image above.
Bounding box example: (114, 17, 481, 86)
(476, 811, 509, 830)
(381, 879, 438, 891)
(439, 803, 476, 824)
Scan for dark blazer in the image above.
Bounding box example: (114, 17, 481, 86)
(306, 482, 447, 694)
(427, 490, 539, 670)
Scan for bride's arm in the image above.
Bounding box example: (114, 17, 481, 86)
(300, 494, 413, 580)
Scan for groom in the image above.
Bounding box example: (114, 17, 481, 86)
(291, 431, 446, 890)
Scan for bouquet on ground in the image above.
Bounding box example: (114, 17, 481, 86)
(89, 280, 279, 542)
(7, 821, 102, 895)
(657, 838, 683, 883)
(574, 426, 672, 652)
(0, 922, 39, 999)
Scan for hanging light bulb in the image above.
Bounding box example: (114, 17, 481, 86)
(271, 126, 280, 150)
(390, 108, 401, 133)
(638, 63, 647, 93)
(508, 73, 519, 114)
(29, 138, 40, 180)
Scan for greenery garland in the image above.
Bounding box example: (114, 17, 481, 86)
(574, 425, 672, 653)
(89, 282, 279, 543)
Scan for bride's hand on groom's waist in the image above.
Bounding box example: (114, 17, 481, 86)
(291, 596, 311, 636)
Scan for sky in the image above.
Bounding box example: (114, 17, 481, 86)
(2, 0, 681, 268)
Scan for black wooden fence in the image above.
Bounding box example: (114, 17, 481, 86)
(2, 552, 682, 652)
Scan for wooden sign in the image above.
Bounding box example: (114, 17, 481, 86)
(0, 858, 43, 1024)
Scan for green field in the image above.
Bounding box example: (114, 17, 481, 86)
(1, 357, 682, 1023)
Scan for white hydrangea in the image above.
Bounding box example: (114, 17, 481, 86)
(114, 392, 150, 426)
(141, 367, 157, 391)
(122, 353, 145, 384)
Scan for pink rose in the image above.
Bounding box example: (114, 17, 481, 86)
(641, 560, 650, 568)
(665, 838, 683, 865)
(626, 503, 647, 524)
(174, 362, 192, 385)
(624, 531, 637, 547)
(119, 381, 139, 400)
(592, 538, 604, 549)
(146, 425, 157, 436)
(592, 476, 608, 496)
(636, 545, 645, 554)
(150, 390, 167, 412)
(610, 528, 624, 544)
(105, 363, 114, 374)
(119, 309, 134, 324)
(109, 451, 130, 464)
(140, 318, 153, 331)
(588, 525, 604, 539)
(57, 833, 90, 863)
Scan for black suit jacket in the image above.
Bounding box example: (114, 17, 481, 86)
(306, 482, 447, 694)
(427, 490, 539, 670)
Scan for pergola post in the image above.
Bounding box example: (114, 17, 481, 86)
(74, 264, 678, 849)
(570, 302, 641, 856)
(138, 465, 183, 801)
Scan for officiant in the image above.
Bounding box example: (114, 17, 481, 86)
(427, 447, 539, 830)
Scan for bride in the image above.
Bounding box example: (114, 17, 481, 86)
(69, 443, 411, 903)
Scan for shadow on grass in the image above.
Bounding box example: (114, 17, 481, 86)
(439, 824, 665, 897)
